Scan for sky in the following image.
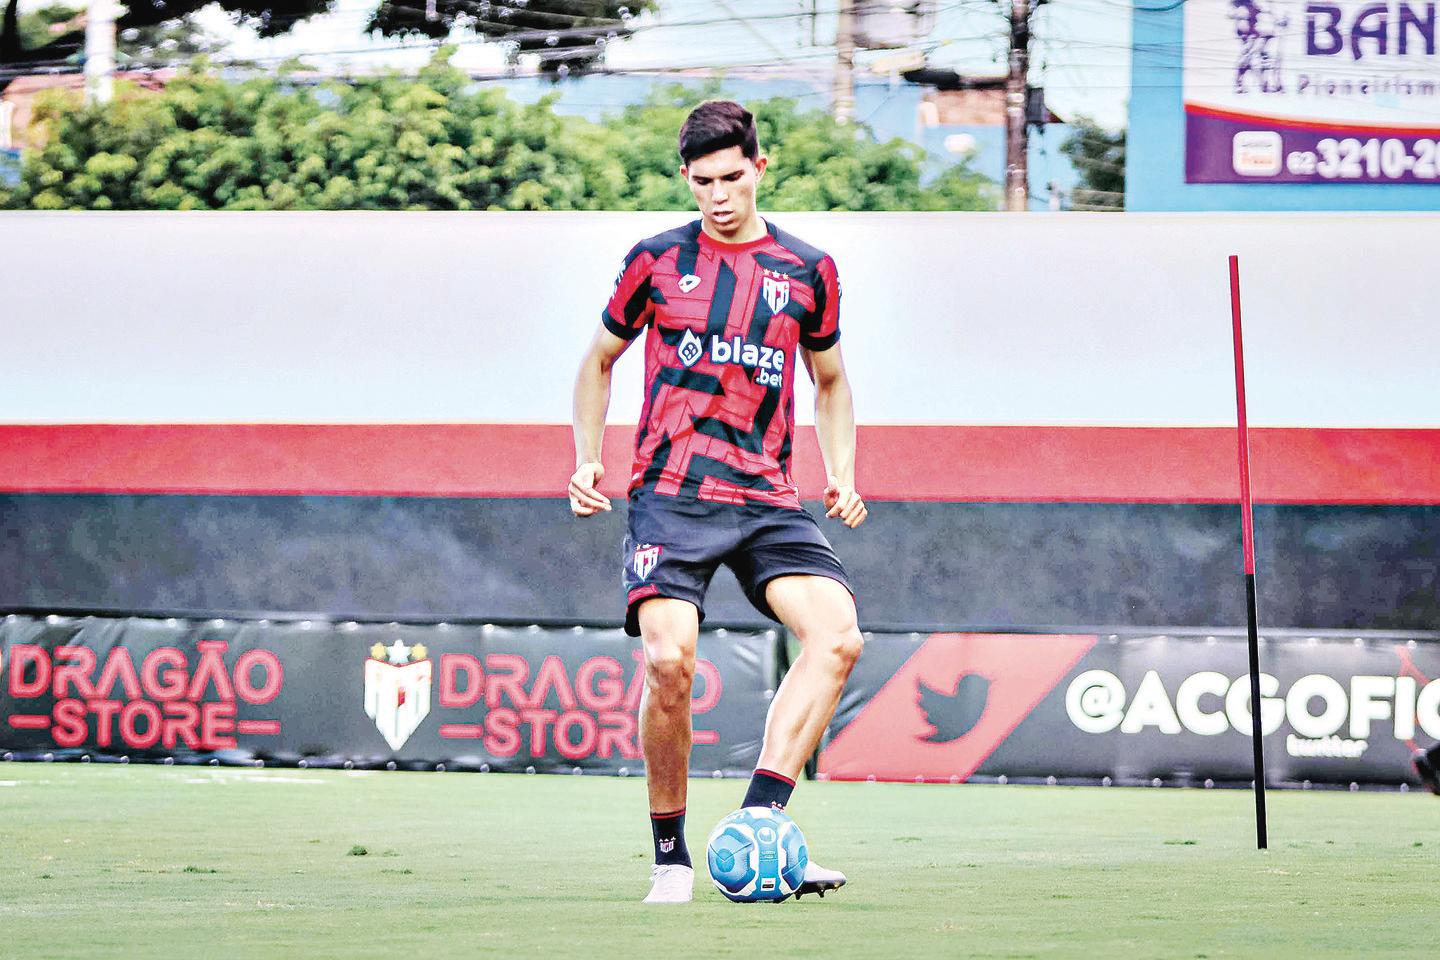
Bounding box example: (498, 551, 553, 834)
(21, 0, 1136, 128)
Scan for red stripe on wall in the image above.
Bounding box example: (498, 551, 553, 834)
(0, 424, 1436, 504)
(439, 724, 484, 739)
(236, 720, 281, 736)
(1185, 102, 1440, 137)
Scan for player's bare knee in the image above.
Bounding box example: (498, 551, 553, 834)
(830, 627, 864, 672)
(794, 620, 863, 673)
(644, 646, 695, 708)
(793, 605, 861, 651)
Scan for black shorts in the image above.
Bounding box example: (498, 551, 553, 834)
(621, 493, 853, 637)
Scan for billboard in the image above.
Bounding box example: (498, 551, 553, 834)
(820, 631, 1440, 788)
(1184, 1, 1440, 183)
(0, 615, 778, 775)
(5, 615, 1438, 788)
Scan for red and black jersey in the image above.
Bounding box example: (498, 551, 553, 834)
(602, 219, 842, 510)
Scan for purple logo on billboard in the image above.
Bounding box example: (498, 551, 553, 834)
(1231, 0, 1288, 94)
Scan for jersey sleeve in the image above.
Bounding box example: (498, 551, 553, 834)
(801, 254, 841, 351)
(602, 242, 656, 341)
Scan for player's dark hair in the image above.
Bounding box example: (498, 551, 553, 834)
(678, 100, 759, 165)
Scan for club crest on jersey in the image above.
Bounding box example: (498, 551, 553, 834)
(678, 274, 701, 293)
(677, 329, 704, 368)
(633, 544, 662, 580)
(761, 269, 791, 315)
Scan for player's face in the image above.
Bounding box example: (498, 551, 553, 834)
(681, 146, 768, 238)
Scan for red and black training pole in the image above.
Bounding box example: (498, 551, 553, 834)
(1229, 254, 1268, 851)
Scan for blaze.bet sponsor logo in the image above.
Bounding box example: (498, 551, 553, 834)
(1066, 668, 1440, 758)
(0, 641, 284, 750)
(364, 640, 432, 750)
(676, 329, 705, 367)
(676, 328, 786, 388)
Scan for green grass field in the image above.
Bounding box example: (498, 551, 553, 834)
(0, 763, 1434, 959)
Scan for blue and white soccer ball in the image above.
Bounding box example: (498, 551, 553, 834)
(705, 806, 808, 903)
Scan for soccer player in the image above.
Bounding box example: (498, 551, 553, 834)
(569, 100, 866, 905)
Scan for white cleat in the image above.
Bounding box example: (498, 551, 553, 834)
(792, 860, 847, 900)
(643, 864, 694, 904)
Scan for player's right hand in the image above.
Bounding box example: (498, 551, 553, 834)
(569, 461, 613, 517)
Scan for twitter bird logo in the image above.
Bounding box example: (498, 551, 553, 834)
(916, 674, 991, 744)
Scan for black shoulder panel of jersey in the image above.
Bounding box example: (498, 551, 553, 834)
(767, 221, 829, 271)
(636, 220, 703, 259)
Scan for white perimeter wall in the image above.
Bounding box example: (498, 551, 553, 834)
(1, 210, 1435, 427)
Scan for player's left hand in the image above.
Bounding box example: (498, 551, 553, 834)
(823, 475, 867, 529)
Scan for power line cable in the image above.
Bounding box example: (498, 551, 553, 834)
(119, 0, 975, 68)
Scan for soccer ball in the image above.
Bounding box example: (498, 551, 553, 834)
(705, 806, 808, 903)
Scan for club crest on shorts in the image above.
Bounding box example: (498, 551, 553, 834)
(633, 543, 663, 580)
(761, 269, 791, 315)
(363, 639, 433, 751)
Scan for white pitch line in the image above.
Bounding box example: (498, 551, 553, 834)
(179, 772, 328, 785)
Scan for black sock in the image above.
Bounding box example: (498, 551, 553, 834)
(741, 768, 795, 810)
(1427, 743, 1440, 767)
(651, 808, 691, 867)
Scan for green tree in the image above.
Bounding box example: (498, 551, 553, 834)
(1, 0, 330, 83)
(16, 2, 79, 50)
(0, 54, 998, 212)
(1060, 115, 1125, 211)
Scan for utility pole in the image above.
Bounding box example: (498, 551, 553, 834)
(84, 0, 120, 105)
(834, 0, 855, 124)
(1004, 0, 1031, 212)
